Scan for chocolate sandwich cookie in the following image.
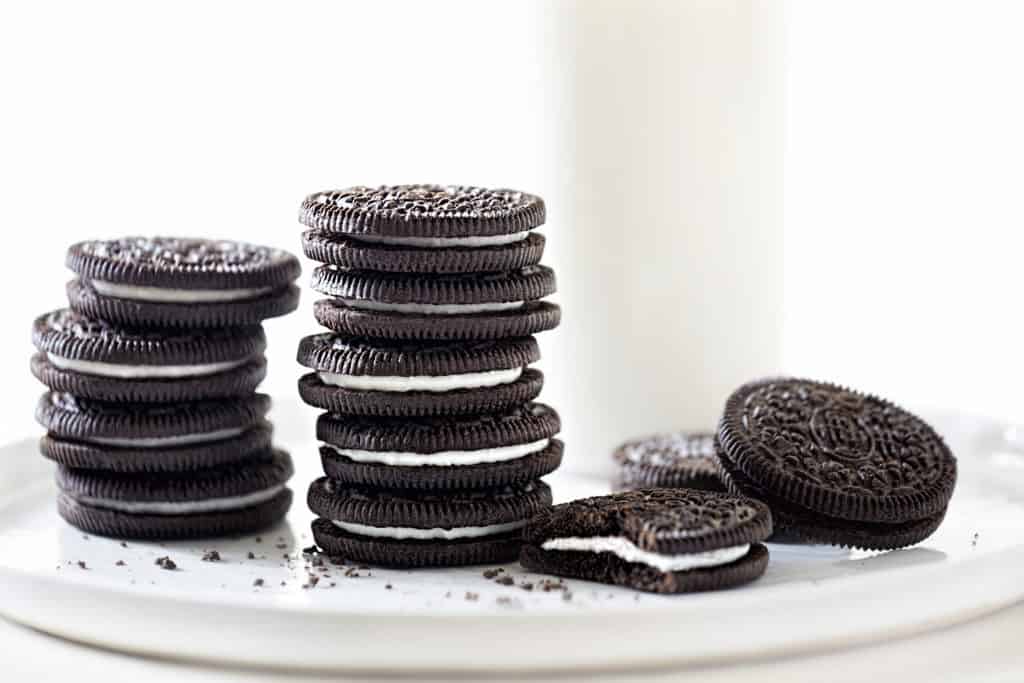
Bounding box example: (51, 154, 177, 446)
(36, 392, 271, 460)
(39, 420, 273, 473)
(57, 449, 294, 539)
(318, 403, 562, 490)
(612, 431, 724, 492)
(66, 237, 301, 328)
(302, 229, 547, 274)
(31, 308, 266, 402)
(716, 378, 958, 550)
(297, 334, 543, 417)
(520, 489, 772, 594)
(311, 266, 559, 341)
(308, 479, 552, 568)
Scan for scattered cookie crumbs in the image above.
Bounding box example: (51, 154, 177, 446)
(119, 542, 128, 548)
(386, 584, 393, 590)
(495, 575, 514, 586)
(464, 592, 479, 602)
(562, 591, 573, 602)
(115, 560, 126, 567)
(275, 543, 287, 550)
(972, 532, 979, 547)
(344, 567, 359, 577)
(77, 561, 87, 570)
(496, 597, 514, 606)
(154, 556, 177, 571)
(280, 581, 286, 587)
(520, 582, 534, 591)
(253, 578, 264, 587)
(247, 552, 256, 560)
(255, 537, 262, 543)
(482, 568, 501, 579)
(302, 575, 320, 589)
(201, 550, 221, 562)
(329, 582, 336, 587)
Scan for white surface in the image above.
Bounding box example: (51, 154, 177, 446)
(1, 413, 1023, 674)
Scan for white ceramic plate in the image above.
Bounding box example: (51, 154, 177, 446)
(1, 413, 1023, 674)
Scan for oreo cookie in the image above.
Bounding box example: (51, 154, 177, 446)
(66, 237, 301, 328)
(31, 309, 266, 402)
(302, 229, 546, 274)
(310, 266, 559, 341)
(612, 431, 724, 492)
(308, 478, 552, 567)
(39, 421, 273, 473)
(299, 185, 545, 239)
(520, 489, 772, 594)
(716, 378, 958, 550)
(297, 334, 543, 416)
(317, 403, 562, 490)
(57, 450, 294, 539)
(36, 392, 271, 453)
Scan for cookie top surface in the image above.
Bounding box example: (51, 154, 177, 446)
(67, 237, 301, 289)
(317, 402, 560, 452)
(613, 431, 717, 472)
(297, 334, 539, 376)
(311, 265, 555, 305)
(57, 449, 293, 503)
(308, 478, 552, 529)
(36, 392, 271, 440)
(524, 489, 771, 556)
(33, 308, 265, 364)
(299, 186, 545, 238)
(717, 377, 958, 523)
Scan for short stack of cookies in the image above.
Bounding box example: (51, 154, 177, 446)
(31, 237, 301, 539)
(296, 185, 562, 568)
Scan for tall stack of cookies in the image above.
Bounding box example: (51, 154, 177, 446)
(296, 185, 562, 567)
(31, 238, 301, 539)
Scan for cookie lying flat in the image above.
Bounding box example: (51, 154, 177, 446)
(297, 334, 543, 416)
(317, 403, 562, 490)
(31, 309, 266, 402)
(612, 431, 724, 492)
(57, 450, 294, 539)
(308, 479, 552, 568)
(311, 266, 559, 341)
(302, 229, 547, 274)
(716, 378, 958, 550)
(39, 420, 273, 473)
(66, 237, 301, 328)
(520, 489, 772, 594)
(36, 392, 270, 455)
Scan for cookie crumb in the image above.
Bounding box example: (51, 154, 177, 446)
(972, 532, 979, 547)
(482, 568, 501, 579)
(77, 561, 87, 570)
(520, 582, 534, 591)
(255, 536, 262, 543)
(247, 552, 256, 560)
(201, 550, 221, 562)
(386, 584, 393, 590)
(495, 575, 514, 586)
(464, 592, 479, 602)
(302, 575, 320, 589)
(154, 556, 177, 571)
(119, 541, 128, 548)
(115, 560, 126, 567)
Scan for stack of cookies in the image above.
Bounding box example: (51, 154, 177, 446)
(296, 185, 562, 568)
(31, 237, 301, 539)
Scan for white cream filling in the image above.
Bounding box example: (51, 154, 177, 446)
(322, 438, 549, 467)
(47, 353, 248, 379)
(317, 366, 522, 392)
(540, 537, 750, 573)
(333, 519, 526, 540)
(334, 298, 525, 315)
(91, 280, 274, 303)
(349, 231, 530, 248)
(77, 484, 286, 515)
(85, 427, 246, 448)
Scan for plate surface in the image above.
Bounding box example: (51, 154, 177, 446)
(1, 413, 1023, 674)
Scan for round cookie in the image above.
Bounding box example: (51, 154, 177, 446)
(297, 334, 543, 417)
(302, 229, 547, 274)
(57, 450, 294, 540)
(36, 392, 271, 452)
(299, 185, 545, 239)
(308, 478, 552, 568)
(39, 420, 273, 473)
(520, 489, 772, 594)
(31, 308, 267, 402)
(612, 431, 724, 492)
(716, 377, 958, 550)
(317, 403, 562, 490)
(310, 266, 559, 341)
(66, 237, 301, 328)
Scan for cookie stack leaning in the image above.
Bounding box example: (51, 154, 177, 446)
(297, 185, 562, 568)
(31, 237, 301, 539)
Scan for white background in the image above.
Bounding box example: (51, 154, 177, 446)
(1, 0, 1022, 446)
